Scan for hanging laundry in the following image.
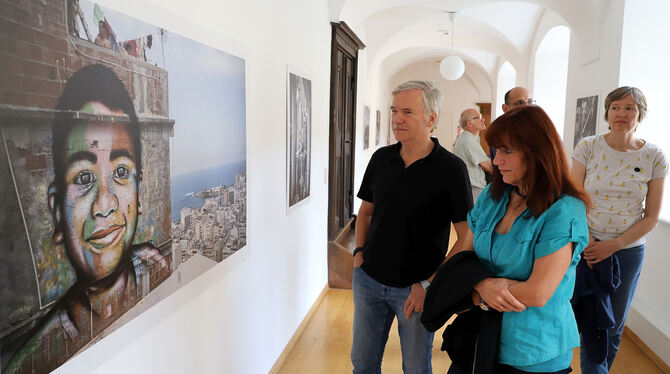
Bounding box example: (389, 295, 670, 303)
(135, 38, 142, 59)
(142, 36, 147, 61)
(124, 39, 137, 57)
(118, 34, 154, 61)
(139, 37, 146, 61)
(109, 24, 119, 52)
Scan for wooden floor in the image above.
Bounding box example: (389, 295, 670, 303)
(277, 288, 664, 374)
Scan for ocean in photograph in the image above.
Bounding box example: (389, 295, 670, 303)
(171, 160, 247, 222)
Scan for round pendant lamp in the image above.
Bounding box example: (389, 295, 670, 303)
(440, 55, 465, 80)
(440, 12, 464, 81)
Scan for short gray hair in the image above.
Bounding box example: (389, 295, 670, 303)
(604, 86, 647, 122)
(392, 80, 443, 126)
(458, 112, 470, 129)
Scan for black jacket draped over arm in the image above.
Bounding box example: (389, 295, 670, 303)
(421, 251, 502, 374)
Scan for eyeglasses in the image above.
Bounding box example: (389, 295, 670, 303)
(469, 115, 482, 121)
(510, 98, 536, 106)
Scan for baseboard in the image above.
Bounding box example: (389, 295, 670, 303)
(269, 285, 328, 374)
(624, 326, 670, 374)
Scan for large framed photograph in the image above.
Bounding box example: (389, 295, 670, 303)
(573, 94, 599, 147)
(287, 68, 312, 210)
(0, 1, 246, 372)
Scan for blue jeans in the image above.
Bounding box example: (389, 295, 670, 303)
(579, 244, 645, 373)
(351, 267, 434, 374)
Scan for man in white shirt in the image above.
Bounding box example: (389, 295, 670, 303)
(454, 108, 491, 202)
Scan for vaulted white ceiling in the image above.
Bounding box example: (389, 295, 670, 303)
(330, 0, 606, 86)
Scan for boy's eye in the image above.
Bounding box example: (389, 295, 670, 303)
(114, 165, 130, 179)
(74, 171, 96, 185)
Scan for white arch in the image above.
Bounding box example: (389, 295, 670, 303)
(496, 61, 516, 118)
(533, 25, 570, 139)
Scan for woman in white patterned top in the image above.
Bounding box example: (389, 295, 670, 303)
(571, 86, 668, 373)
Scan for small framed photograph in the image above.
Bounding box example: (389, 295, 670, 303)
(574, 94, 599, 147)
(363, 105, 370, 150)
(287, 67, 312, 211)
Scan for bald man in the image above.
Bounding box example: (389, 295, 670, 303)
(454, 108, 491, 202)
(502, 86, 534, 112)
(490, 86, 535, 160)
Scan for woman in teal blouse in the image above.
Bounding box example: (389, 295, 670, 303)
(447, 106, 590, 373)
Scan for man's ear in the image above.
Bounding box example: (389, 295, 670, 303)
(502, 104, 509, 113)
(427, 112, 438, 128)
(48, 182, 64, 244)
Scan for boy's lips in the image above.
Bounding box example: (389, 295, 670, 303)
(87, 225, 124, 250)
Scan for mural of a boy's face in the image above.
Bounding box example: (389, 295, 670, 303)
(51, 102, 140, 282)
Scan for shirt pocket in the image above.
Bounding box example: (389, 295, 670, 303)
(496, 230, 534, 279)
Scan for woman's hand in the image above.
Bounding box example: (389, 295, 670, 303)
(583, 239, 622, 265)
(474, 278, 526, 312)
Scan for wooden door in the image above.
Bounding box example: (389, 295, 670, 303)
(476, 102, 492, 155)
(328, 22, 364, 241)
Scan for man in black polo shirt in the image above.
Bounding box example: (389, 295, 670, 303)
(351, 80, 473, 374)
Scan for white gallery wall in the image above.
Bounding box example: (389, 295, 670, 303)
(562, 0, 625, 155)
(54, 0, 331, 373)
(618, 0, 670, 364)
(352, 45, 371, 212)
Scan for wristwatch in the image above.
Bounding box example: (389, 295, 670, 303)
(478, 293, 489, 311)
(420, 279, 430, 291)
(352, 247, 364, 257)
